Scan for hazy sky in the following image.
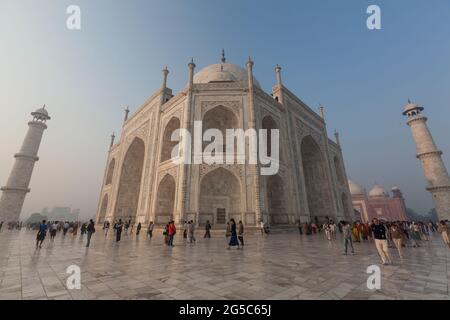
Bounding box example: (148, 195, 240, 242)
(1, 0, 449, 219)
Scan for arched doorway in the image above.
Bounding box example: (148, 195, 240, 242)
(334, 156, 345, 186)
(266, 174, 287, 224)
(341, 192, 350, 217)
(154, 174, 176, 225)
(261, 116, 279, 158)
(105, 158, 115, 185)
(301, 135, 333, 222)
(199, 168, 241, 227)
(98, 194, 108, 223)
(203, 106, 239, 155)
(160, 117, 181, 163)
(114, 138, 145, 222)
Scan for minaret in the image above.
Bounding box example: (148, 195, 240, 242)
(123, 106, 130, 123)
(274, 64, 284, 104)
(403, 100, 450, 220)
(109, 132, 116, 149)
(0, 106, 51, 223)
(334, 130, 341, 147)
(246, 56, 264, 223)
(178, 59, 196, 225)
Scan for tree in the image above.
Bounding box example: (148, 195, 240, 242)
(25, 213, 48, 224)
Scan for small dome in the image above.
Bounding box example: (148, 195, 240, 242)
(348, 180, 365, 196)
(369, 185, 389, 198)
(402, 100, 423, 115)
(193, 63, 261, 88)
(31, 105, 51, 120)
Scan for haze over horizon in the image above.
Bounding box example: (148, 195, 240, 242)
(1, 0, 450, 220)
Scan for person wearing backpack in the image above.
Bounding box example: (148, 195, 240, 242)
(86, 219, 96, 247)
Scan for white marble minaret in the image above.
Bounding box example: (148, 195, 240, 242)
(403, 100, 450, 220)
(0, 106, 51, 223)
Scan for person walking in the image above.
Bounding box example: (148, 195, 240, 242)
(115, 219, 123, 242)
(390, 223, 405, 260)
(72, 223, 78, 236)
(136, 222, 142, 236)
(163, 223, 169, 244)
(113, 220, 118, 237)
(188, 220, 196, 244)
(124, 221, 130, 235)
(225, 222, 232, 243)
(183, 221, 188, 240)
(36, 220, 48, 249)
(297, 220, 303, 235)
(50, 222, 58, 241)
(238, 220, 244, 246)
(324, 223, 331, 241)
(63, 221, 70, 236)
(371, 218, 392, 265)
(103, 220, 110, 237)
(168, 221, 176, 247)
(86, 219, 96, 247)
(204, 220, 212, 238)
(228, 219, 240, 250)
(0, 221, 3, 232)
(329, 221, 336, 240)
(410, 222, 421, 247)
(437, 220, 450, 249)
(342, 221, 354, 255)
(260, 220, 265, 235)
(147, 221, 154, 239)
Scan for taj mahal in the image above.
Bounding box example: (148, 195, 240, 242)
(95, 53, 354, 228)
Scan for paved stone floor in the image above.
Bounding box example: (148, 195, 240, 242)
(0, 229, 449, 300)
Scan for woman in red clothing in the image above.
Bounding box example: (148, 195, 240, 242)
(168, 221, 176, 247)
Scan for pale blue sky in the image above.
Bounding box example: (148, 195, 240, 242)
(1, 0, 449, 218)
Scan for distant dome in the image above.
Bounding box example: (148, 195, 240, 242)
(369, 185, 389, 198)
(193, 63, 261, 88)
(348, 180, 365, 196)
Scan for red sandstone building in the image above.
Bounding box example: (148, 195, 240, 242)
(348, 181, 408, 222)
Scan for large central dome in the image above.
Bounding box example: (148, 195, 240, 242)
(193, 63, 261, 88)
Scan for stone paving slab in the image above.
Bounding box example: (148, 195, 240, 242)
(0, 229, 449, 300)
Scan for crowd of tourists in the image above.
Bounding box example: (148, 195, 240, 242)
(297, 218, 450, 265)
(104, 218, 245, 250)
(2, 215, 449, 267)
(0, 221, 22, 231)
(33, 219, 96, 248)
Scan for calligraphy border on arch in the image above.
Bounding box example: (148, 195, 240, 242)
(201, 101, 241, 119)
(199, 164, 244, 182)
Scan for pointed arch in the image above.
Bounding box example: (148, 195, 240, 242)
(301, 135, 333, 221)
(262, 115, 279, 158)
(199, 167, 241, 226)
(341, 192, 350, 217)
(202, 106, 239, 153)
(266, 174, 287, 224)
(114, 137, 145, 222)
(160, 117, 181, 163)
(105, 158, 115, 185)
(154, 174, 176, 224)
(334, 156, 345, 186)
(98, 194, 108, 223)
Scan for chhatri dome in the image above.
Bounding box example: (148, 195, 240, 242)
(402, 99, 423, 115)
(369, 184, 389, 198)
(193, 51, 261, 88)
(348, 180, 365, 196)
(31, 105, 51, 121)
